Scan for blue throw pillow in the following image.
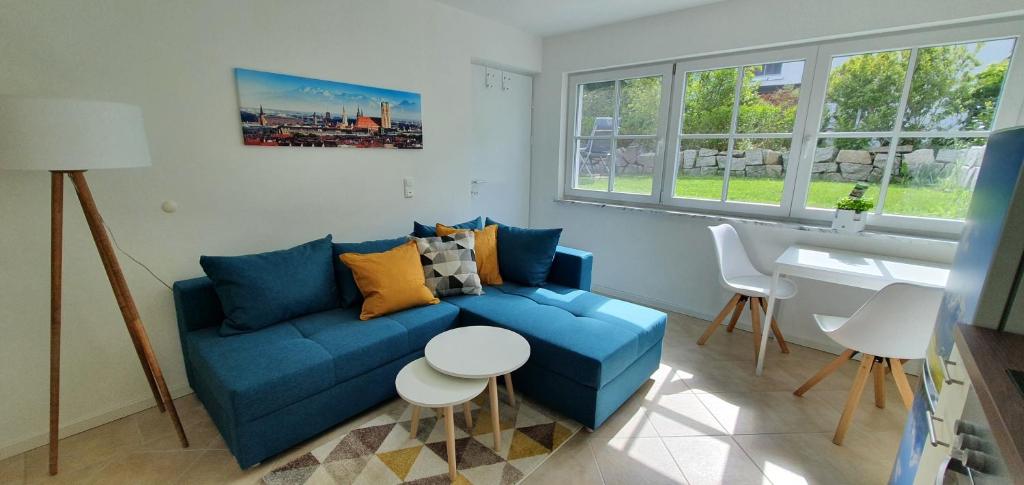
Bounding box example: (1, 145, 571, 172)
(412, 216, 483, 238)
(487, 218, 562, 287)
(200, 236, 338, 335)
(332, 236, 410, 307)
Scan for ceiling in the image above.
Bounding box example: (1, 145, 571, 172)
(435, 0, 724, 37)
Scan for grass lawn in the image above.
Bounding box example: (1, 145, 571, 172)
(577, 175, 971, 219)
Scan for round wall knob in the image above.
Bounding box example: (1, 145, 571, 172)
(161, 200, 178, 213)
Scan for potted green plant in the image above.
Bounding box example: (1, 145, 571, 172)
(832, 196, 874, 233)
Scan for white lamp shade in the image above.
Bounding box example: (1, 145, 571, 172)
(0, 96, 151, 170)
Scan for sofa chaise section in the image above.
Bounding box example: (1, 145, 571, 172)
(444, 247, 666, 429)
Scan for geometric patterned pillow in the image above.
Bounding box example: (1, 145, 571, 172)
(413, 231, 483, 297)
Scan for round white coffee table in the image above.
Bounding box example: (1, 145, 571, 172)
(396, 358, 486, 480)
(425, 326, 530, 450)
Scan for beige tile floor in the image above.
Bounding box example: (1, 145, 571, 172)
(0, 312, 914, 485)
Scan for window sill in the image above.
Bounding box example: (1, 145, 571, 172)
(554, 197, 960, 245)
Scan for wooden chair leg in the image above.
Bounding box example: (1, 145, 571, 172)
(444, 406, 457, 480)
(726, 296, 747, 333)
(697, 294, 741, 345)
(834, 355, 874, 445)
(409, 405, 421, 439)
(873, 358, 886, 409)
(756, 298, 790, 353)
(795, 349, 857, 396)
(749, 297, 763, 364)
(770, 320, 790, 353)
(889, 358, 915, 410)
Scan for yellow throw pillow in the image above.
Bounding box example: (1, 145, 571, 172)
(340, 240, 439, 320)
(436, 223, 503, 285)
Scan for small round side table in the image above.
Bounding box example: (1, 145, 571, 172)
(425, 326, 531, 450)
(395, 358, 487, 480)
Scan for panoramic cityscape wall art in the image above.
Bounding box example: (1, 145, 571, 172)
(234, 68, 423, 149)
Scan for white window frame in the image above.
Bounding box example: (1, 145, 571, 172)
(560, 19, 1024, 237)
(661, 46, 817, 218)
(563, 64, 673, 204)
(791, 24, 1024, 235)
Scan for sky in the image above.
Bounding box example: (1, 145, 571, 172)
(828, 37, 1016, 73)
(235, 68, 421, 121)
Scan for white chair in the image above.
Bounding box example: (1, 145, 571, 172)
(793, 282, 943, 445)
(699, 224, 797, 361)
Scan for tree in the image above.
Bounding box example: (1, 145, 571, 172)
(618, 76, 661, 135)
(682, 68, 737, 134)
(821, 51, 909, 133)
(578, 81, 614, 136)
(578, 77, 663, 137)
(822, 44, 1002, 135)
(902, 44, 980, 131)
(964, 60, 1009, 130)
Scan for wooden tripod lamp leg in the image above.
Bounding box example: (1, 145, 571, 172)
(49, 172, 63, 476)
(68, 172, 188, 448)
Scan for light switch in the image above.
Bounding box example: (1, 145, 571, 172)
(403, 177, 415, 198)
(501, 71, 512, 91)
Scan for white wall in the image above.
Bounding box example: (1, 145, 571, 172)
(0, 0, 540, 457)
(530, 1, 1024, 351)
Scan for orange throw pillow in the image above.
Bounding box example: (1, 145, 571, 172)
(339, 240, 439, 320)
(436, 223, 503, 285)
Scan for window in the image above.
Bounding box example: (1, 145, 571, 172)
(664, 49, 812, 217)
(753, 63, 783, 78)
(567, 65, 672, 202)
(799, 38, 1016, 229)
(564, 22, 1022, 235)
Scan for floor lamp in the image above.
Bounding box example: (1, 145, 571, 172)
(0, 97, 188, 475)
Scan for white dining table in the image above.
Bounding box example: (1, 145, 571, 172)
(756, 244, 951, 375)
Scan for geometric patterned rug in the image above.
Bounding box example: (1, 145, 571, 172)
(261, 389, 581, 485)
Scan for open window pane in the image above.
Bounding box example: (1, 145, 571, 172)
(612, 138, 656, 194)
(675, 138, 728, 200)
(805, 137, 887, 209)
(903, 39, 1016, 132)
(573, 138, 611, 192)
(617, 77, 662, 136)
(726, 138, 790, 205)
(577, 81, 615, 137)
(682, 67, 738, 134)
(820, 50, 910, 132)
(882, 137, 985, 219)
(738, 61, 804, 134)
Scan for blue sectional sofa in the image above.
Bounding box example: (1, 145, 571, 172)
(173, 246, 666, 468)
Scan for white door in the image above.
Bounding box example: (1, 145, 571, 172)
(470, 64, 532, 226)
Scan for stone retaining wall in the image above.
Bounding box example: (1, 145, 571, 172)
(678, 145, 984, 188)
(680, 148, 785, 179)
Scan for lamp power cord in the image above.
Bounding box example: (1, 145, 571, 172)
(102, 220, 173, 290)
(67, 178, 173, 290)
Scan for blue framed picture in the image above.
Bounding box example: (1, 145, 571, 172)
(234, 68, 422, 149)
